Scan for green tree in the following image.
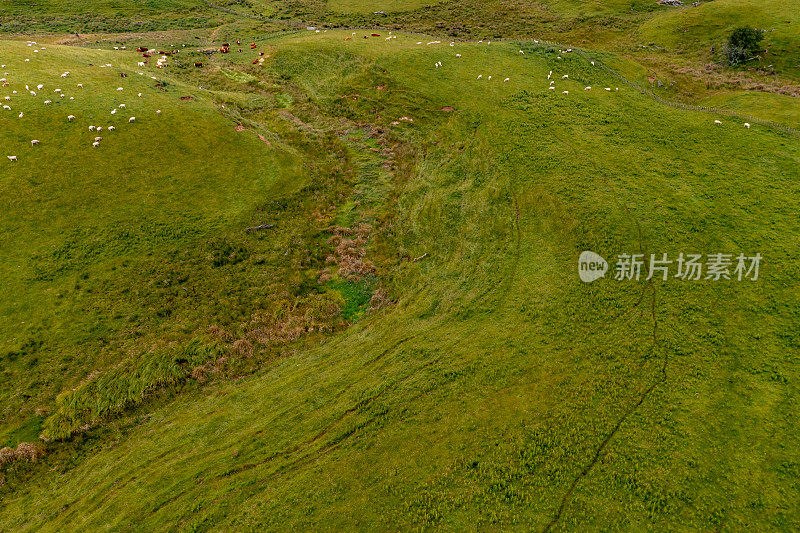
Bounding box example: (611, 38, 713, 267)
(725, 27, 764, 65)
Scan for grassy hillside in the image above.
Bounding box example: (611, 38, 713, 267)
(1, 31, 798, 530)
(0, 0, 226, 32)
(0, 37, 369, 445)
(638, 0, 800, 80)
(326, 0, 442, 13)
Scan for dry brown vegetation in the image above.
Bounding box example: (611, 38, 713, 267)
(326, 224, 376, 280)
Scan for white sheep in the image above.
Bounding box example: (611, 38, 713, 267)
(138, 62, 145, 67)
(31, 140, 40, 146)
(562, 74, 569, 79)
(18, 112, 23, 118)
(477, 75, 482, 79)
(68, 115, 75, 121)
(44, 100, 51, 104)
(96, 127, 103, 132)
(504, 78, 510, 82)
(94, 136, 102, 141)
(744, 123, 751, 128)
(129, 117, 136, 123)
(89, 125, 96, 131)
(37, 84, 43, 90)
(2, 105, 10, 110)
(156, 110, 161, 115)
(111, 109, 117, 114)
(119, 104, 126, 108)
(714, 120, 722, 124)
(8, 155, 17, 161)
(585, 86, 591, 90)
(108, 126, 116, 131)
(563, 90, 569, 94)
(77, 83, 83, 88)
(117, 87, 123, 91)
(92, 142, 100, 147)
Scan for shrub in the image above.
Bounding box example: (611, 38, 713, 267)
(724, 27, 764, 66)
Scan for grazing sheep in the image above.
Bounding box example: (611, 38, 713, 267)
(504, 78, 510, 82)
(37, 84, 43, 90)
(562, 74, 569, 79)
(591, 61, 595, 66)
(129, 117, 136, 123)
(138, 62, 145, 67)
(2, 105, 9, 110)
(563, 90, 569, 94)
(477, 75, 482, 79)
(605, 88, 611, 91)
(117, 87, 124, 91)
(119, 104, 126, 108)
(31, 140, 40, 146)
(94, 136, 102, 141)
(108, 126, 115, 131)
(92, 142, 100, 147)
(18, 112, 23, 118)
(111, 109, 117, 114)
(156, 110, 161, 115)
(585, 86, 591, 90)
(456, 54, 461, 58)
(44, 100, 51, 104)
(96, 127, 103, 132)
(548, 87, 555, 90)
(138, 93, 142, 97)
(77, 83, 83, 88)
(89, 125, 96, 131)
(714, 120, 722, 124)
(55, 88, 61, 93)
(8, 155, 17, 161)
(68, 115, 75, 121)
(487, 76, 492, 80)
(744, 123, 751, 128)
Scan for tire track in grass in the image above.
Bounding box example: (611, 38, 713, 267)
(543, 283, 665, 532)
(539, 127, 668, 531)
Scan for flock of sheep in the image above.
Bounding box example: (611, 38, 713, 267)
(4, 33, 760, 162)
(345, 32, 758, 130)
(3, 41, 164, 162)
